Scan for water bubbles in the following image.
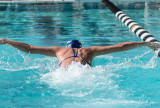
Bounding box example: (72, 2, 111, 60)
(40, 61, 120, 99)
(0, 48, 159, 107)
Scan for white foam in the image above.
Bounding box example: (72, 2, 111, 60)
(40, 61, 121, 98)
(62, 98, 157, 108)
(1, 47, 159, 104)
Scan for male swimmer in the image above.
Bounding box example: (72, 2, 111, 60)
(0, 39, 158, 67)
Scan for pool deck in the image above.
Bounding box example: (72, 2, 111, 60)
(0, 0, 159, 3)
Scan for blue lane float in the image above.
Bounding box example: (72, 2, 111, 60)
(102, 0, 160, 57)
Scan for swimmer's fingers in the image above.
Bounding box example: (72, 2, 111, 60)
(0, 39, 4, 44)
(147, 42, 160, 51)
(0, 38, 7, 44)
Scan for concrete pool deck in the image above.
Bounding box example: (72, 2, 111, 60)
(0, 0, 159, 3)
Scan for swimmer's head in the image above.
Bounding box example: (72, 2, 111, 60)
(66, 40, 82, 48)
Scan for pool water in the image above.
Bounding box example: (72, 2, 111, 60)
(0, 1, 160, 108)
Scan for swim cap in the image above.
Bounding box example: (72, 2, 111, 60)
(66, 40, 82, 48)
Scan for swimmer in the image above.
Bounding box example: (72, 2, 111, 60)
(0, 38, 158, 67)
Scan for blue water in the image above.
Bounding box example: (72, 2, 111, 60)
(0, 2, 160, 108)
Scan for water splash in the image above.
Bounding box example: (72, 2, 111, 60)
(40, 62, 121, 98)
(0, 48, 159, 107)
(0, 48, 57, 72)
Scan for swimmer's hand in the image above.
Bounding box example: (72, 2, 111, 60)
(146, 42, 160, 51)
(0, 38, 8, 44)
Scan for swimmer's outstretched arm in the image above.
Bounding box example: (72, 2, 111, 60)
(91, 42, 157, 56)
(0, 39, 59, 57)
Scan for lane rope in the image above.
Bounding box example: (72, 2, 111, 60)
(102, 0, 160, 57)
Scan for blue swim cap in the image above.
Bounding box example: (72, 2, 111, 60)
(66, 40, 82, 48)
